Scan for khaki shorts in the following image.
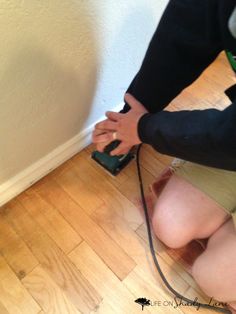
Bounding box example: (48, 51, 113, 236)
(171, 159, 236, 229)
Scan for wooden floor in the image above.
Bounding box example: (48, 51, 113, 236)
(0, 53, 234, 314)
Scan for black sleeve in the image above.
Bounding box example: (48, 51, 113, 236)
(121, 0, 222, 114)
(138, 102, 236, 171)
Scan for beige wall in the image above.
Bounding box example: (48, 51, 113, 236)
(0, 0, 168, 202)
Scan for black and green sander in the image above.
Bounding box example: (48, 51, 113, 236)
(91, 140, 135, 175)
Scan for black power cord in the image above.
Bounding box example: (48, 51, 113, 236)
(136, 144, 231, 314)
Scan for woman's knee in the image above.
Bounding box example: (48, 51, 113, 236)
(151, 173, 229, 249)
(192, 244, 236, 302)
(152, 200, 194, 249)
(192, 254, 223, 301)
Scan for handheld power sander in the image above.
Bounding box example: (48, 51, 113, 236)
(91, 141, 231, 314)
(91, 140, 135, 175)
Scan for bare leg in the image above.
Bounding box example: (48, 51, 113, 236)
(192, 219, 236, 311)
(152, 174, 230, 249)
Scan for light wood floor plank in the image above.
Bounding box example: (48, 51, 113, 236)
(139, 147, 168, 178)
(69, 241, 148, 314)
(68, 152, 143, 230)
(0, 255, 40, 314)
(32, 178, 136, 280)
(0, 215, 38, 279)
(123, 265, 185, 314)
(91, 204, 190, 297)
(17, 191, 82, 254)
(45, 161, 105, 216)
(22, 266, 81, 314)
(143, 144, 173, 167)
(1, 200, 101, 314)
(0, 301, 10, 314)
(116, 163, 156, 209)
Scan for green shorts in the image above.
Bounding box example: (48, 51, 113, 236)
(171, 159, 236, 229)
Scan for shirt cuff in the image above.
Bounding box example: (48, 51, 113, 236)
(137, 113, 153, 143)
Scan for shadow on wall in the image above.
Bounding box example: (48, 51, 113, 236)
(96, 4, 156, 112)
(0, 1, 98, 183)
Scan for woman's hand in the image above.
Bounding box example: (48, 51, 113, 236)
(92, 127, 114, 153)
(93, 93, 148, 155)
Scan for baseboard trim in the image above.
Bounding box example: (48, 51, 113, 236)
(0, 103, 124, 207)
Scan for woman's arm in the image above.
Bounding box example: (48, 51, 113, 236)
(138, 102, 236, 171)
(121, 0, 222, 114)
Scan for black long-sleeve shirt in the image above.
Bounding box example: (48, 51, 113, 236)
(122, 0, 236, 171)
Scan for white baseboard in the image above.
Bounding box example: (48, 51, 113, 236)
(0, 103, 124, 207)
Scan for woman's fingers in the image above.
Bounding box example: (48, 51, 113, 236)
(110, 142, 131, 156)
(93, 128, 107, 136)
(124, 93, 147, 112)
(105, 111, 123, 121)
(93, 132, 113, 143)
(95, 120, 118, 131)
(92, 130, 107, 142)
(96, 141, 111, 152)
